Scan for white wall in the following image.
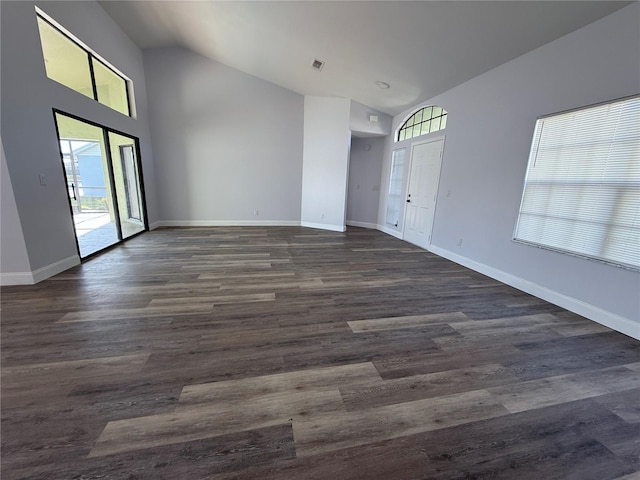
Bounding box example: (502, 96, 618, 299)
(1, 138, 32, 285)
(378, 3, 640, 338)
(301, 96, 351, 232)
(0, 0, 157, 281)
(144, 47, 304, 226)
(347, 137, 384, 228)
(350, 100, 392, 137)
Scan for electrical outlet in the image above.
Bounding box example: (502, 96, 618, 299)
(253, 209, 259, 216)
(457, 238, 463, 247)
(321, 213, 325, 219)
(38, 174, 47, 186)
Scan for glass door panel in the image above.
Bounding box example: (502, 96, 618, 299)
(56, 113, 119, 258)
(386, 148, 407, 228)
(55, 112, 147, 258)
(108, 132, 145, 239)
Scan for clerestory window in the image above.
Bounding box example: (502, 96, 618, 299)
(36, 8, 133, 116)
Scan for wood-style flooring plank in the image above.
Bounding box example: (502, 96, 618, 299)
(293, 388, 510, 457)
(179, 362, 380, 406)
(89, 388, 344, 458)
(489, 364, 640, 413)
(339, 363, 518, 411)
(57, 304, 214, 323)
(347, 311, 470, 332)
(149, 292, 276, 306)
(9, 425, 296, 480)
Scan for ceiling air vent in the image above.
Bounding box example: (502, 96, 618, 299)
(311, 58, 325, 71)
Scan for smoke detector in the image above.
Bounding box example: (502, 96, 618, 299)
(311, 58, 325, 71)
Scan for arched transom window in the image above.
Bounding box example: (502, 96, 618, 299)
(397, 106, 447, 141)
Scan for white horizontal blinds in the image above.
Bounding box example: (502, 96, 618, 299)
(514, 96, 640, 269)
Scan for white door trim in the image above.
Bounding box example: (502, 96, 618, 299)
(402, 136, 445, 248)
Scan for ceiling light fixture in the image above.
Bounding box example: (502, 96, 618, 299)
(311, 59, 325, 71)
(376, 81, 390, 89)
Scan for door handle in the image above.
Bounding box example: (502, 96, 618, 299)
(71, 183, 77, 201)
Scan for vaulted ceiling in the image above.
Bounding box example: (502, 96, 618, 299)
(99, 1, 631, 116)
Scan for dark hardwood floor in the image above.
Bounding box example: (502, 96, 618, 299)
(1, 226, 639, 479)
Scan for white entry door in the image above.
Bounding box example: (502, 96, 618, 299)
(403, 138, 444, 249)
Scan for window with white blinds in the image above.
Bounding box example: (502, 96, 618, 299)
(514, 95, 640, 270)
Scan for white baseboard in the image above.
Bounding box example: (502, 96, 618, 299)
(149, 220, 162, 230)
(1, 254, 80, 286)
(346, 221, 377, 229)
(376, 224, 404, 240)
(301, 221, 346, 232)
(156, 220, 302, 228)
(428, 245, 640, 341)
(32, 255, 81, 283)
(0, 271, 34, 285)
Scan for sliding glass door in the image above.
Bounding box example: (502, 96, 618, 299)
(55, 112, 147, 258)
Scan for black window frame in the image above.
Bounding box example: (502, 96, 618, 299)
(36, 12, 132, 117)
(397, 106, 448, 142)
(53, 108, 149, 260)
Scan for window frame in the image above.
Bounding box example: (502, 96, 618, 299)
(396, 106, 448, 142)
(385, 148, 407, 228)
(53, 108, 149, 259)
(91, 56, 132, 117)
(513, 94, 640, 271)
(36, 8, 133, 117)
